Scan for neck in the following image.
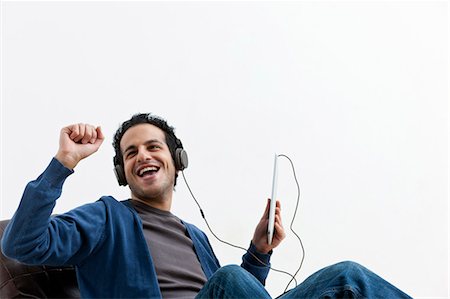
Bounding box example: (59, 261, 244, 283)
(131, 192, 173, 211)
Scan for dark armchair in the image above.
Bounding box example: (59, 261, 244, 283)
(0, 220, 80, 298)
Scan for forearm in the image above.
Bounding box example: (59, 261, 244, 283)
(2, 158, 108, 266)
(1, 158, 74, 264)
(241, 242, 272, 285)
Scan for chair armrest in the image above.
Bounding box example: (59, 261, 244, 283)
(0, 219, 80, 298)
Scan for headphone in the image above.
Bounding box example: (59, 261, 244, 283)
(113, 139, 189, 186)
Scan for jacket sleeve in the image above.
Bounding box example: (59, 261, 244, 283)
(1, 158, 107, 266)
(241, 242, 272, 285)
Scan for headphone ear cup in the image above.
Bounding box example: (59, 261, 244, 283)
(114, 164, 128, 186)
(175, 148, 189, 171)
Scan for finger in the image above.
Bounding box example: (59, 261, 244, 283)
(274, 221, 286, 240)
(68, 124, 80, 141)
(89, 126, 98, 144)
(275, 206, 281, 215)
(81, 125, 95, 144)
(94, 126, 105, 147)
(73, 124, 86, 143)
(275, 213, 283, 227)
(96, 126, 104, 140)
(274, 217, 286, 236)
(276, 200, 281, 209)
(260, 198, 270, 220)
(274, 207, 282, 225)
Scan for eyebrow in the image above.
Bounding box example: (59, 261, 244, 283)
(122, 139, 165, 155)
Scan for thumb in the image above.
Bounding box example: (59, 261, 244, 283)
(261, 198, 270, 220)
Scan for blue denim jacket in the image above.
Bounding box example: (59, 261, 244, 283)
(1, 158, 271, 298)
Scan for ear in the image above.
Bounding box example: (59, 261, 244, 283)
(114, 164, 128, 186)
(175, 148, 189, 170)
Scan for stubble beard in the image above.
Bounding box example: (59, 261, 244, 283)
(130, 176, 174, 205)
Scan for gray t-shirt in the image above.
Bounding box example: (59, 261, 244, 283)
(131, 200, 207, 298)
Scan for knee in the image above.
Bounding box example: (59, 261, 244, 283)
(211, 265, 250, 283)
(332, 261, 366, 272)
(325, 260, 373, 284)
(198, 265, 269, 299)
(208, 264, 260, 290)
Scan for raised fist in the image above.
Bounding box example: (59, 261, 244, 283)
(55, 123, 104, 169)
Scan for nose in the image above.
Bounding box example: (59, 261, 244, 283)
(136, 147, 152, 163)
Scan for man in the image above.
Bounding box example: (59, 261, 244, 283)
(2, 113, 412, 298)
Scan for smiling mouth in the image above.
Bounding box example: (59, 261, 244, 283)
(138, 166, 160, 177)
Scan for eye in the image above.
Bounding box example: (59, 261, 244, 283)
(125, 150, 136, 159)
(148, 144, 161, 150)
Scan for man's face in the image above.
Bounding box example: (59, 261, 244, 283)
(120, 123, 176, 205)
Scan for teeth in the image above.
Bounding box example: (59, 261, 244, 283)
(139, 166, 158, 176)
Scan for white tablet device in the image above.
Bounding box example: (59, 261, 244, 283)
(267, 153, 278, 245)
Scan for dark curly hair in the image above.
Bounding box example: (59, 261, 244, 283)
(112, 113, 183, 186)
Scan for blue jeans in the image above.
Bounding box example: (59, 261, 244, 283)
(196, 261, 412, 299)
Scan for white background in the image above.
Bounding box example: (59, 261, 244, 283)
(1, 1, 448, 298)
